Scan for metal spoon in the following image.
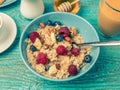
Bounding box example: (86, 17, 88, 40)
(72, 40, 120, 47)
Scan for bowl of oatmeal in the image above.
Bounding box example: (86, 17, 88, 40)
(20, 12, 100, 81)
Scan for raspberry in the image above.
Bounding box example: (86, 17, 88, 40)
(68, 64, 78, 76)
(37, 52, 47, 59)
(37, 58, 47, 65)
(58, 27, 70, 37)
(29, 32, 39, 43)
(56, 45, 67, 55)
(71, 48, 80, 56)
(36, 52, 47, 65)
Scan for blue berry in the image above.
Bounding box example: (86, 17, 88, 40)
(45, 65, 50, 71)
(56, 34, 64, 42)
(53, 21, 62, 26)
(47, 20, 52, 26)
(84, 55, 92, 63)
(30, 45, 37, 52)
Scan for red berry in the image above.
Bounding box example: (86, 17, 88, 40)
(36, 58, 47, 65)
(37, 52, 46, 59)
(36, 52, 47, 65)
(56, 64, 61, 69)
(71, 48, 80, 56)
(56, 45, 67, 55)
(68, 64, 78, 76)
(29, 32, 39, 43)
(58, 27, 70, 37)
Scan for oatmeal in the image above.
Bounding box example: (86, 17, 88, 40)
(25, 20, 91, 79)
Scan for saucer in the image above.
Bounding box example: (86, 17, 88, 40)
(0, 0, 17, 8)
(0, 13, 17, 53)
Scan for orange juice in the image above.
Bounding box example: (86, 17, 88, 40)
(98, 0, 120, 36)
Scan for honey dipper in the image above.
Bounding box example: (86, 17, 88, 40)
(57, 0, 80, 12)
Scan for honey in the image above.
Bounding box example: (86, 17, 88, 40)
(53, 0, 80, 14)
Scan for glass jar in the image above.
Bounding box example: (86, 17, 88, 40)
(98, 0, 120, 37)
(53, 0, 80, 14)
(20, 0, 44, 19)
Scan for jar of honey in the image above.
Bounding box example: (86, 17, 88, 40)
(53, 0, 80, 14)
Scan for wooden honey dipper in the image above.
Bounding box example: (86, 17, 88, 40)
(57, 0, 80, 12)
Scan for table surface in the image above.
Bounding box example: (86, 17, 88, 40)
(0, 0, 120, 89)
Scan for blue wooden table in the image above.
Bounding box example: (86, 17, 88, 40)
(0, 0, 120, 89)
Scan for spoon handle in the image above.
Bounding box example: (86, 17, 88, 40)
(79, 40, 120, 47)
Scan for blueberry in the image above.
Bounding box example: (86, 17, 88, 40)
(56, 34, 64, 42)
(53, 21, 62, 26)
(30, 45, 37, 52)
(47, 20, 52, 26)
(84, 55, 92, 63)
(45, 65, 50, 71)
(27, 35, 29, 38)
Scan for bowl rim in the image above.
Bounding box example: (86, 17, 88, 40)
(19, 12, 100, 82)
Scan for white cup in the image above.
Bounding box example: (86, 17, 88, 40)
(0, 15, 7, 42)
(0, 16, 3, 30)
(20, 0, 44, 19)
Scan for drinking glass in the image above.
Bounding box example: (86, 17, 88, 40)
(98, 0, 120, 37)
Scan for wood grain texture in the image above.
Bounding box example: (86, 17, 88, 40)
(0, 0, 120, 89)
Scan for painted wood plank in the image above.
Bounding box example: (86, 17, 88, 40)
(0, 0, 120, 89)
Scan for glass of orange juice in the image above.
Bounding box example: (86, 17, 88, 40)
(98, 0, 120, 37)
